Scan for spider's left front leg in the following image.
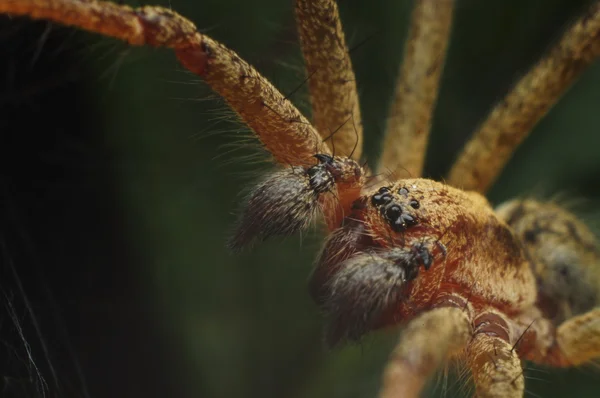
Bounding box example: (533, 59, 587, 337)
(466, 311, 524, 398)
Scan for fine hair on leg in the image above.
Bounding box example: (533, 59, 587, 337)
(379, 0, 455, 178)
(448, 2, 600, 192)
(379, 306, 471, 398)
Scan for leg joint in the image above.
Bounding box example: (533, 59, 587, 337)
(473, 312, 511, 343)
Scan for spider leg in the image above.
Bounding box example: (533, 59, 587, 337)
(295, 0, 363, 160)
(0, 0, 330, 165)
(378, 0, 455, 178)
(466, 312, 524, 398)
(544, 308, 600, 367)
(448, 1, 600, 193)
(379, 306, 471, 398)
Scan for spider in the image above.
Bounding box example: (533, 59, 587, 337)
(1, 0, 600, 397)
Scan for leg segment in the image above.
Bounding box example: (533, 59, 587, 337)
(379, 0, 455, 178)
(545, 308, 600, 366)
(466, 314, 524, 398)
(448, 1, 600, 193)
(0, 0, 329, 165)
(295, 0, 363, 159)
(379, 307, 471, 398)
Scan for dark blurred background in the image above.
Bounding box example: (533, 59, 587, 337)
(1, 0, 600, 397)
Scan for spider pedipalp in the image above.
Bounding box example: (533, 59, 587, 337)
(228, 154, 364, 251)
(322, 246, 423, 345)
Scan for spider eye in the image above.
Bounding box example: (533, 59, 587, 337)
(385, 204, 402, 217)
(398, 187, 409, 196)
(409, 199, 420, 209)
(379, 198, 420, 232)
(401, 213, 417, 226)
(371, 186, 393, 206)
(372, 192, 393, 206)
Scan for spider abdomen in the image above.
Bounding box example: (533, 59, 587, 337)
(497, 199, 600, 324)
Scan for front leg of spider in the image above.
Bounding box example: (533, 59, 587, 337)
(322, 240, 439, 346)
(228, 154, 362, 251)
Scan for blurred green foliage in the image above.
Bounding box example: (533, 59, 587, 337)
(4, 0, 600, 397)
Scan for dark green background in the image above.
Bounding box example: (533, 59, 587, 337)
(1, 0, 600, 397)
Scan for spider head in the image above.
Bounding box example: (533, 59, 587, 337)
(310, 179, 452, 345)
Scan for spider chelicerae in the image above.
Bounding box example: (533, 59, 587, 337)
(2, 0, 600, 397)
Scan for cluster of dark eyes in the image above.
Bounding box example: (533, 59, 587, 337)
(371, 186, 420, 232)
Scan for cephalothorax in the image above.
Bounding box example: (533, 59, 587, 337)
(2, 0, 600, 397)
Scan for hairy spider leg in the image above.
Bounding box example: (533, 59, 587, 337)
(380, 305, 472, 398)
(295, 0, 363, 160)
(379, 0, 455, 178)
(448, 1, 600, 193)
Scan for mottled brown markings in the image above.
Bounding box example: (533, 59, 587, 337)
(487, 215, 524, 263)
(498, 199, 600, 330)
(295, 0, 363, 159)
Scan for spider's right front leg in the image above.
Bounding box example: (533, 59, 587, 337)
(466, 312, 525, 398)
(380, 305, 525, 398)
(379, 304, 472, 398)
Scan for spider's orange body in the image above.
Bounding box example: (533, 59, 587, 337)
(312, 179, 537, 341)
(2, 0, 600, 397)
